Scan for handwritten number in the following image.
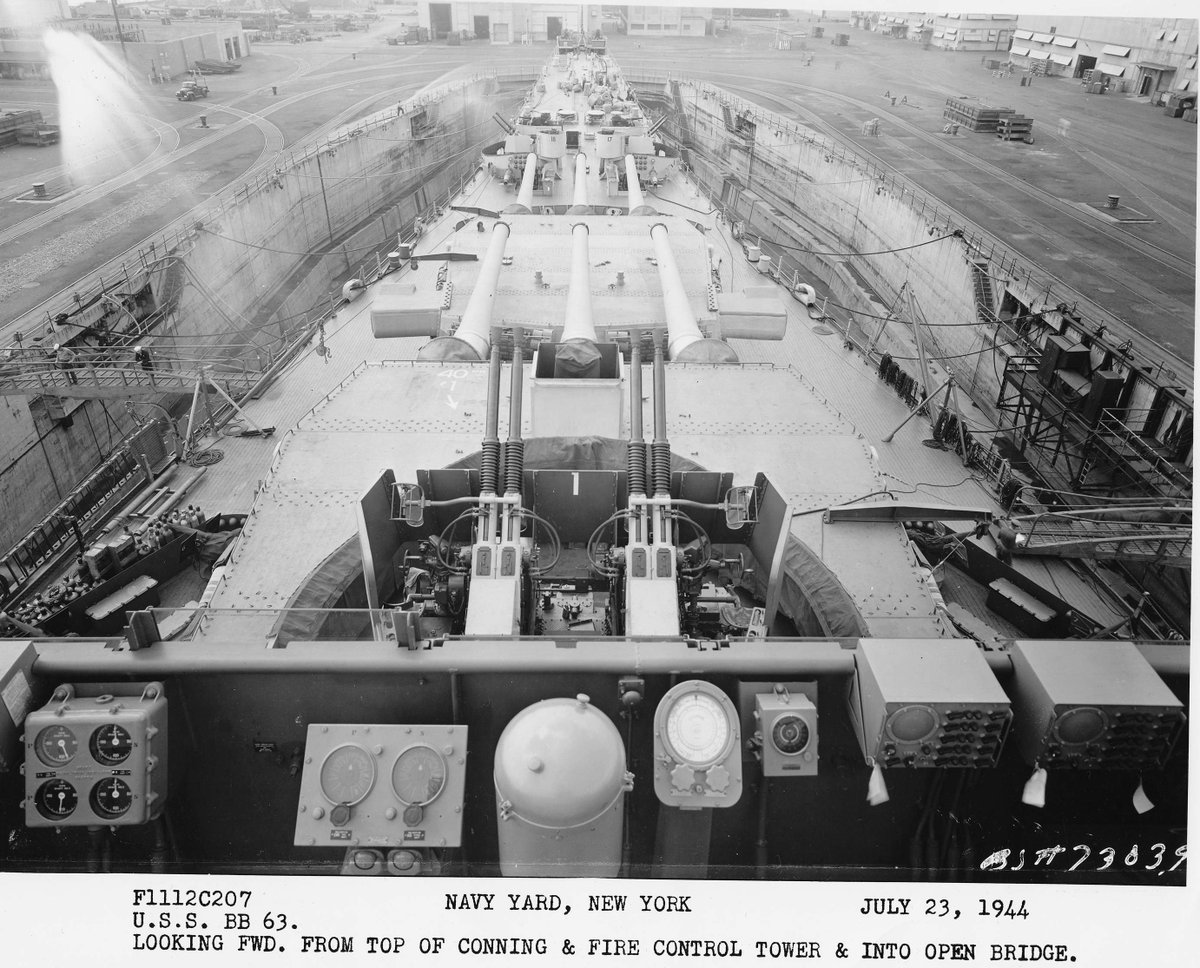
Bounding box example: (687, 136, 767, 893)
(1068, 844, 1091, 871)
(1145, 843, 1165, 871)
(1097, 847, 1115, 871)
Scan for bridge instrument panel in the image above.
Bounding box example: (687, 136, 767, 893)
(1008, 640, 1185, 770)
(295, 724, 468, 849)
(849, 640, 1012, 769)
(23, 682, 167, 827)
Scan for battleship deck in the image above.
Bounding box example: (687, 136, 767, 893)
(0, 37, 1186, 894)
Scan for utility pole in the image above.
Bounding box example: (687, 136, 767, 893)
(109, 0, 130, 70)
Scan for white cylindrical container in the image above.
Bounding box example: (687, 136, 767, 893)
(596, 129, 624, 160)
(537, 129, 566, 160)
(494, 694, 629, 877)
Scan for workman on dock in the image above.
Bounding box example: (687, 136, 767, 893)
(133, 345, 157, 386)
(53, 343, 78, 384)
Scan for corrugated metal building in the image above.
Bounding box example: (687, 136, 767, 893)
(416, 3, 601, 44)
(625, 6, 711, 37)
(0, 19, 250, 82)
(865, 12, 1017, 52)
(1007, 16, 1198, 97)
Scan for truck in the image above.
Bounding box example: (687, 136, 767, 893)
(175, 79, 210, 101)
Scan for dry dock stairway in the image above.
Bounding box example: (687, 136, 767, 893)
(0, 354, 263, 400)
(1010, 507, 1191, 566)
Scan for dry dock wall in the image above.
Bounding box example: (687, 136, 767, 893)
(0, 76, 508, 554)
(164, 78, 503, 355)
(673, 79, 1010, 413)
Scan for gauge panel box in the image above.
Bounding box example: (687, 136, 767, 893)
(755, 691, 818, 777)
(737, 681, 819, 776)
(23, 682, 167, 827)
(1008, 640, 1185, 770)
(653, 681, 743, 808)
(0, 641, 40, 776)
(295, 724, 467, 849)
(848, 639, 1011, 769)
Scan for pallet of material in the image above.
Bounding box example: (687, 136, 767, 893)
(996, 115, 1033, 141)
(1184, 109, 1198, 123)
(16, 124, 60, 146)
(0, 109, 44, 148)
(942, 98, 1016, 132)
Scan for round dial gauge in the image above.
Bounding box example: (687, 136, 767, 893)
(90, 777, 133, 819)
(771, 714, 811, 755)
(319, 744, 376, 805)
(35, 778, 78, 820)
(90, 724, 133, 765)
(1054, 707, 1107, 745)
(391, 745, 446, 806)
(664, 691, 732, 767)
(35, 724, 78, 766)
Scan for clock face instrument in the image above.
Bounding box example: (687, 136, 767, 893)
(35, 725, 78, 767)
(90, 724, 133, 765)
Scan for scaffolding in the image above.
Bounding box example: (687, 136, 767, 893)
(996, 354, 1192, 501)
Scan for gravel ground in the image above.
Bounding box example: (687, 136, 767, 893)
(0, 173, 209, 305)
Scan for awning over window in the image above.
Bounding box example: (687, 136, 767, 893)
(1187, 56, 1197, 69)
(944, 27, 957, 36)
(1014, 29, 1032, 40)
(1177, 79, 1191, 90)
(1052, 36, 1076, 48)
(1009, 45, 1029, 56)
(1102, 45, 1131, 57)
(1167, 30, 1179, 42)
(1032, 33, 1053, 44)
(933, 30, 945, 38)
(1137, 61, 1174, 71)
(1049, 54, 1073, 66)
(1028, 50, 1050, 60)
(1097, 63, 1125, 76)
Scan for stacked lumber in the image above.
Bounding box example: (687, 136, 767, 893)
(942, 98, 1015, 132)
(996, 115, 1033, 142)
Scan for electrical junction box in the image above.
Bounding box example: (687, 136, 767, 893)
(653, 680, 742, 808)
(463, 542, 522, 636)
(0, 641, 39, 776)
(295, 724, 467, 849)
(625, 542, 681, 637)
(1007, 640, 1185, 770)
(848, 639, 1011, 769)
(755, 691, 818, 777)
(370, 283, 443, 339)
(715, 291, 787, 341)
(24, 682, 167, 827)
